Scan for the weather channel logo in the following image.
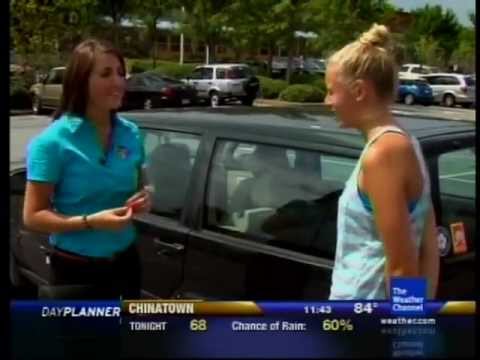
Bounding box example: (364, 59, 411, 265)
(391, 278, 426, 315)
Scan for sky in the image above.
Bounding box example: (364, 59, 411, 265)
(391, 0, 475, 26)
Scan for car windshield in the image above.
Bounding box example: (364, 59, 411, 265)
(464, 76, 475, 86)
(227, 66, 253, 79)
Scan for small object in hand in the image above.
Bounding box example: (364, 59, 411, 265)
(129, 199, 144, 213)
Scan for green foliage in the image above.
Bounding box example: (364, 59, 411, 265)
(11, 0, 99, 63)
(10, 75, 33, 109)
(308, 0, 394, 55)
(312, 76, 326, 95)
(153, 63, 197, 79)
(129, 59, 155, 73)
(258, 76, 288, 99)
(279, 84, 325, 102)
(451, 25, 476, 73)
(414, 36, 443, 67)
(177, 0, 232, 63)
(128, 59, 198, 78)
(405, 4, 461, 65)
(289, 72, 324, 85)
(128, 0, 176, 66)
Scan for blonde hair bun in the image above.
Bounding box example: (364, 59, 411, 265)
(358, 23, 392, 50)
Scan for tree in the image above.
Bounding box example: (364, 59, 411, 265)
(220, 0, 314, 82)
(451, 13, 475, 73)
(308, 0, 395, 57)
(414, 36, 442, 68)
(130, 0, 175, 68)
(11, 0, 98, 71)
(468, 11, 475, 28)
(404, 5, 461, 66)
(177, 0, 231, 64)
(95, 0, 135, 47)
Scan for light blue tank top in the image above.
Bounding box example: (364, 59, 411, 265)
(329, 126, 431, 300)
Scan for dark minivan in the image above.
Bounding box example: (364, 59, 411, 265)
(10, 108, 475, 300)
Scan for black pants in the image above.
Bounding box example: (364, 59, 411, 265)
(44, 243, 142, 299)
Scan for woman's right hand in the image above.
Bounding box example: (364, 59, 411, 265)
(87, 207, 133, 231)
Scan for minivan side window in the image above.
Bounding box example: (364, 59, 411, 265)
(444, 76, 461, 85)
(204, 140, 353, 258)
(424, 76, 437, 85)
(141, 129, 201, 220)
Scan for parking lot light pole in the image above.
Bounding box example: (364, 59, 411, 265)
(180, 6, 185, 65)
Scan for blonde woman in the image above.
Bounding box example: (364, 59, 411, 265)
(325, 24, 439, 300)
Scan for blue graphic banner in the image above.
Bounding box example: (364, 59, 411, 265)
(11, 300, 475, 358)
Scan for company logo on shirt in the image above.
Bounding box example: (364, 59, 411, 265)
(116, 145, 130, 159)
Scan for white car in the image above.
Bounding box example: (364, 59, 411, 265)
(421, 73, 476, 108)
(184, 64, 259, 107)
(29, 66, 65, 114)
(399, 64, 438, 79)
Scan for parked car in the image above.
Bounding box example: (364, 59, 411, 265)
(421, 73, 476, 108)
(271, 56, 303, 76)
(399, 63, 439, 79)
(122, 72, 197, 110)
(301, 58, 326, 75)
(397, 78, 433, 105)
(183, 64, 259, 107)
(10, 109, 475, 300)
(29, 66, 65, 114)
(270, 56, 322, 76)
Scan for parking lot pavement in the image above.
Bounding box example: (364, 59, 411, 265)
(10, 115, 51, 169)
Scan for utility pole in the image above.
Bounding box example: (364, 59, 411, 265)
(179, 6, 185, 65)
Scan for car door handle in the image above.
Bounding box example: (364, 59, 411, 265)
(207, 82, 212, 85)
(39, 245, 50, 254)
(153, 238, 184, 255)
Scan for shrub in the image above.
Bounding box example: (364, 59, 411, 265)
(153, 63, 196, 79)
(289, 72, 324, 85)
(257, 76, 288, 99)
(129, 59, 155, 74)
(312, 76, 326, 96)
(10, 75, 32, 109)
(279, 84, 325, 102)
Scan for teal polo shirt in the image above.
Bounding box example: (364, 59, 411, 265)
(26, 113, 145, 258)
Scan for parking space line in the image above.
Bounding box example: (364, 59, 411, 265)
(443, 178, 475, 184)
(439, 171, 476, 179)
(323, 159, 356, 167)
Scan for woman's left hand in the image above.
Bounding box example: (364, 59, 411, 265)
(125, 187, 152, 214)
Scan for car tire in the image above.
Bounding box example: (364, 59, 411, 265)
(32, 95, 43, 115)
(404, 94, 415, 105)
(210, 91, 222, 107)
(241, 97, 255, 106)
(143, 98, 153, 110)
(443, 94, 455, 107)
(461, 103, 472, 108)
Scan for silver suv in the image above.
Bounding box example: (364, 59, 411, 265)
(30, 66, 65, 114)
(422, 73, 476, 108)
(184, 64, 259, 107)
